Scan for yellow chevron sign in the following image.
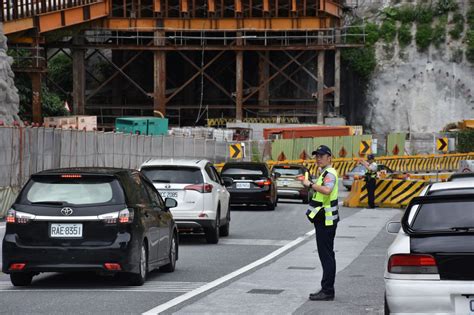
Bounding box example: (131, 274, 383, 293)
(437, 138, 448, 152)
(359, 140, 372, 155)
(229, 143, 243, 159)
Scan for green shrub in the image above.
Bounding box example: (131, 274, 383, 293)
(432, 22, 447, 47)
(456, 129, 474, 153)
(416, 23, 433, 51)
(398, 23, 413, 47)
(396, 5, 417, 23)
(466, 30, 474, 63)
(449, 13, 464, 40)
(435, 0, 458, 15)
(380, 20, 397, 42)
(416, 5, 434, 24)
(341, 47, 377, 79)
(467, 7, 474, 27)
(365, 23, 380, 45)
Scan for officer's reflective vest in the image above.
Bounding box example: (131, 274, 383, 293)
(365, 162, 378, 180)
(307, 167, 339, 226)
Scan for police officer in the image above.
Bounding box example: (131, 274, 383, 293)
(358, 154, 378, 209)
(302, 145, 339, 301)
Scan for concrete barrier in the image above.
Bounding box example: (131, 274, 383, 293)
(343, 179, 428, 209)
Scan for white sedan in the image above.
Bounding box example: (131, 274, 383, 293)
(384, 180, 474, 314)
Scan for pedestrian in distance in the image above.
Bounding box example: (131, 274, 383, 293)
(300, 145, 339, 301)
(358, 154, 378, 209)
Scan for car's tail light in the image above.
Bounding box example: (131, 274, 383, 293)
(388, 254, 438, 274)
(343, 175, 349, 180)
(185, 184, 213, 193)
(255, 179, 272, 187)
(104, 263, 122, 271)
(6, 209, 35, 224)
(9, 263, 26, 271)
(98, 208, 134, 224)
(118, 208, 134, 224)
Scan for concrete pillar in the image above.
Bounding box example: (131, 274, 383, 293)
(72, 41, 85, 115)
(236, 50, 243, 122)
(154, 30, 167, 115)
(334, 49, 340, 116)
(258, 51, 269, 112)
(31, 73, 42, 123)
(235, 32, 243, 121)
(317, 50, 325, 124)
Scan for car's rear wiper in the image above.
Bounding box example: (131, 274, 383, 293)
(450, 226, 474, 232)
(31, 201, 67, 205)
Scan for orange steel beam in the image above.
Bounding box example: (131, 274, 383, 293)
(105, 16, 333, 30)
(4, 1, 108, 34)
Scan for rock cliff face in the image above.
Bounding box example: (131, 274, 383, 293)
(0, 23, 21, 125)
(350, 0, 474, 134)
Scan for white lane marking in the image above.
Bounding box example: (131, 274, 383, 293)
(218, 239, 291, 246)
(143, 229, 315, 315)
(0, 281, 206, 293)
(0, 223, 5, 229)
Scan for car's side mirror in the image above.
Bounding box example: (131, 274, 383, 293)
(386, 221, 401, 234)
(165, 198, 178, 209)
(222, 177, 234, 187)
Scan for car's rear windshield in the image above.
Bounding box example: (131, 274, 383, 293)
(428, 189, 474, 196)
(141, 167, 203, 184)
(273, 166, 304, 176)
(21, 176, 125, 205)
(411, 200, 474, 231)
(222, 165, 268, 176)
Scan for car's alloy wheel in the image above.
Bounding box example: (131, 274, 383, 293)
(10, 273, 33, 286)
(128, 243, 147, 286)
(205, 212, 220, 244)
(161, 233, 177, 272)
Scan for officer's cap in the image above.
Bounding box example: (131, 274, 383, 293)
(312, 145, 332, 156)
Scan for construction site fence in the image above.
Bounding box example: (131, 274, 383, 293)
(0, 126, 272, 190)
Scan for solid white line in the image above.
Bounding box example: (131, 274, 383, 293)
(142, 229, 316, 315)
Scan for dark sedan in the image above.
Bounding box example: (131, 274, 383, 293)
(221, 162, 278, 210)
(2, 168, 179, 286)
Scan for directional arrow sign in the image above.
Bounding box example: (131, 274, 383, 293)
(359, 140, 372, 155)
(229, 143, 243, 159)
(437, 137, 448, 152)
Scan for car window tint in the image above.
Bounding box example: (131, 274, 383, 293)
(411, 200, 474, 231)
(210, 166, 222, 184)
(428, 189, 474, 196)
(143, 181, 164, 208)
(273, 167, 304, 176)
(222, 165, 268, 176)
(24, 177, 124, 205)
(132, 173, 151, 204)
(142, 167, 203, 184)
(205, 164, 217, 182)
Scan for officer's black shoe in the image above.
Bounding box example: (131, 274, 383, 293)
(309, 291, 334, 301)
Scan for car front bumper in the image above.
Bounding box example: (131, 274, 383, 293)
(385, 278, 474, 314)
(2, 232, 138, 274)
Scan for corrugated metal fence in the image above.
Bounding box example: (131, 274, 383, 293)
(0, 126, 263, 190)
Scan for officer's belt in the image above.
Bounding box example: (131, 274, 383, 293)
(308, 206, 339, 221)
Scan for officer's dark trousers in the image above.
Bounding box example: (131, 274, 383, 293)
(315, 223, 337, 295)
(366, 178, 376, 208)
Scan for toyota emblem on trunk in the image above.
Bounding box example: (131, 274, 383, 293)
(165, 184, 171, 189)
(61, 207, 73, 216)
